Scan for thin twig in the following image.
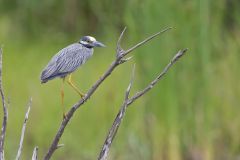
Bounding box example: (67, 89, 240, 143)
(56, 144, 64, 149)
(127, 48, 188, 106)
(15, 98, 33, 160)
(44, 27, 171, 160)
(31, 147, 38, 160)
(98, 65, 135, 160)
(122, 27, 172, 58)
(125, 64, 135, 99)
(0, 47, 8, 160)
(116, 27, 127, 58)
(98, 49, 188, 160)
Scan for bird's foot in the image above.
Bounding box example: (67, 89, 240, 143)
(62, 113, 67, 120)
(81, 94, 87, 101)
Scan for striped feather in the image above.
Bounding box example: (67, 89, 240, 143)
(41, 43, 93, 83)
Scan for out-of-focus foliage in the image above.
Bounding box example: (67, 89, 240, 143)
(0, 0, 127, 38)
(0, 0, 240, 159)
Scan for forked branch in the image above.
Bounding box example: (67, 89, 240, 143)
(98, 49, 187, 160)
(127, 49, 188, 106)
(44, 27, 172, 160)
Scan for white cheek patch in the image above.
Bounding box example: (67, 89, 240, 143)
(80, 40, 88, 45)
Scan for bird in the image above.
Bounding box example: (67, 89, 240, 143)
(40, 36, 105, 116)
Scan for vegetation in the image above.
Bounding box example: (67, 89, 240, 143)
(0, 0, 240, 159)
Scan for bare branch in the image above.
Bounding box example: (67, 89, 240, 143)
(127, 48, 188, 106)
(123, 27, 172, 58)
(16, 98, 32, 160)
(116, 27, 127, 58)
(0, 47, 8, 160)
(98, 49, 188, 160)
(44, 27, 172, 160)
(125, 64, 135, 100)
(117, 27, 127, 47)
(31, 147, 38, 160)
(98, 65, 135, 160)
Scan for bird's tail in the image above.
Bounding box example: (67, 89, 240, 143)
(41, 79, 47, 84)
(40, 70, 49, 83)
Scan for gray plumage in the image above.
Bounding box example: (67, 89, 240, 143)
(41, 36, 105, 83)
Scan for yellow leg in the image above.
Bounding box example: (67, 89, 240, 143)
(67, 74, 85, 97)
(61, 78, 66, 119)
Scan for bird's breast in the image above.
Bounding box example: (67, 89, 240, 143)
(81, 48, 94, 63)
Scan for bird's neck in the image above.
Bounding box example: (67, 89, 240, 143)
(79, 42, 94, 49)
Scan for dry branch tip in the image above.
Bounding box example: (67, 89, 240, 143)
(32, 147, 38, 160)
(125, 64, 135, 100)
(124, 27, 172, 56)
(116, 27, 127, 58)
(16, 97, 33, 160)
(56, 144, 64, 149)
(117, 27, 127, 46)
(172, 48, 188, 63)
(0, 47, 7, 159)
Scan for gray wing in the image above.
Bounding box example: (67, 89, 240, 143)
(41, 43, 93, 83)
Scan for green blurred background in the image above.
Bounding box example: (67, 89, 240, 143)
(0, 0, 240, 159)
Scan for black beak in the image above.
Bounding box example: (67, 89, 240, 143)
(93, 41, 106, 47)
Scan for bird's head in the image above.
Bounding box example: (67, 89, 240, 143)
(79, 36, 105, 48)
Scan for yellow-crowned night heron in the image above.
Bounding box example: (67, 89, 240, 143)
(40, 36, 105, 115)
